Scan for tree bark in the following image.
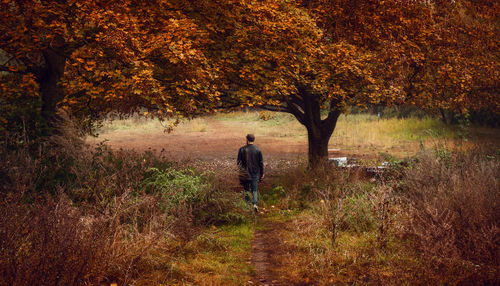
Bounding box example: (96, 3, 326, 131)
(285, 90, 342, 167)
(307, 125, 330, 166)
(39, 48, 66, 128)
(439, 108, 449, 124)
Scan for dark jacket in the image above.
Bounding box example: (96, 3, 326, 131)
(237, 144, 264, 178)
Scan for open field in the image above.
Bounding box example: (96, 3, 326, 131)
(89, 111, 499, 162)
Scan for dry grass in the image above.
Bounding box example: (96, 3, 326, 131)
(0, 115, 253, 285)
(91, 111, 493, 159)
(97, 116, 209, 135)
(261, 145, 499, 285)
(402, 147, 500, 266)
(175, 223, 255, 285)
(2, 112, 499, 285)
(0, 194, 113, 285)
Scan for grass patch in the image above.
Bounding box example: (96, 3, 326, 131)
(175, 223, 255, 285)
(94, 111, 471, 159)
(217, 111, 306, 140)
(97, 116, 165, 134)
(271, 204, 495, 285)
(96, 116, 210, 135)
(216, 111, 456, 143)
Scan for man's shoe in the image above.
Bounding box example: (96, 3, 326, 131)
(253, 204, 258, 214)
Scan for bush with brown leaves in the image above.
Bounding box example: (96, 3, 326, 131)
(402, 148, 500, 266)
(0, 116, 246, 285)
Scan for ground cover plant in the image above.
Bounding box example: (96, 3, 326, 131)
(260, 146, 499, 285)
(1, 111, 499, 285)
(0, 117, 253, 285)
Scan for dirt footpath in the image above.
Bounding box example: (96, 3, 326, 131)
(251, 220, 287, 286)
(250, 218, 312, 286)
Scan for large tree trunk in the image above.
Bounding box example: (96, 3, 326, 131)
(284, 90, 342, 167)
(304, 110, 340, 166)
(306, 125, 331, 166)
(39, 48, 66, 128)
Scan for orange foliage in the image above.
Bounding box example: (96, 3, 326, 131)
(0, 0, 219, 127)
(1, 0, 497, 145)
(309, 0, 500, 113)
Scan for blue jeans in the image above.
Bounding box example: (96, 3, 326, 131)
(243, 175, 259, 205)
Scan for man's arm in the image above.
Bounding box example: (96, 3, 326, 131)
(258, 150, 264, 179)
(237, 148, 243, 168)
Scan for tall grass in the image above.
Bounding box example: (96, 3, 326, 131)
(0, 116, 249, 285)
(402, 148, 499, 266)
(263, 145, 499, 284)
(333, 114, 456, 148)
(94, 111, 463, 159)
(216, 111, 455, 142)
(97, 115, 166, 134)
(96, 116, 209, 135)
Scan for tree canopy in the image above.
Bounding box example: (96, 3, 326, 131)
(0, 0, 219, 135)
(309, 0, 499, 113)
(1, 0, 498, 163)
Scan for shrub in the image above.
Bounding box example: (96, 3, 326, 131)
(401, 148, 500, 266)
(261, 185, 286, 206)
(270, 162, 347, 209)
(0, 117, 247, 284)
(258, 111, 276, 121)
(143, 167, 248, 227)
(0, 195, 113, 285)
(143, 167, 208, 209)
(336, 193, 377, 234)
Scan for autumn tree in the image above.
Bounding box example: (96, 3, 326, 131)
(415, 0, 500, 118)
(2, 0, 496, 161)
(194, 0, 499, 165)
(0, 0, 218, 140)
(309, 0, 499, 118)
(185, 0, 378, 165)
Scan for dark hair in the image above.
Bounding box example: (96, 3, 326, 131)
(246, 134, 255, 142)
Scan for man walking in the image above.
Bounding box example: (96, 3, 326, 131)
(237, 134, 264, 213)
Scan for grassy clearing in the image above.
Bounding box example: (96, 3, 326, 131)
(216, 111, 456, 139)
(97, 116, 211, 135)
(98, 111, 457, 142)
(94, 111, 472, 158)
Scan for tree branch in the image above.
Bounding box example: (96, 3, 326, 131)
(275, 90, 306, 125)
(321, 98, 342, 133)
(259, 104, 291, 113)
(322, 108, 341, 129)
(285, 99, 307, 125)
(0, 65, 26, 74)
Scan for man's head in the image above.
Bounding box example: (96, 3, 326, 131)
(246, 134, 255, 143)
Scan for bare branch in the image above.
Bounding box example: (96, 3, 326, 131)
(285, 99, 307, 125)
(259, 105, 291, 113)
(0, 65, 26, 74)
